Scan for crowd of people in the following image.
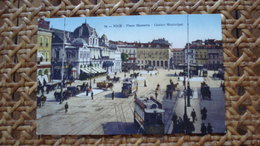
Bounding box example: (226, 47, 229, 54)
(171, 107, 213, 134)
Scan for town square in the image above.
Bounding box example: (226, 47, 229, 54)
(36, 14, 226, 135)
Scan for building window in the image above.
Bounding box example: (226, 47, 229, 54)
(165, 61, 168, 67)
(161, 61, 163, 66)
(45, 38, 49, 47)
(157, 61, 159, 66)
(44, 69, 48, 75)
(38, 70, 42, 76)
(40, 37, 43, 47)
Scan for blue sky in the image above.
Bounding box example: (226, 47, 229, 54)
(45, 14, 222, 48)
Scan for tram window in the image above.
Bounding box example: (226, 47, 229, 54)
(145, 113, 162, 125)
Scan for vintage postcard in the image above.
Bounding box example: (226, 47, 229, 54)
(36, 14, 226, 135)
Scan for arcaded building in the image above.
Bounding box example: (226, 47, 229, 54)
(136, 38, 171, 69)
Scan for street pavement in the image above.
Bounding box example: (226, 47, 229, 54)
(199, 87, 226, 134)
(162, 90, 180, 134)
(171, 74, 226, 134)
(173, 88, 202, 134)
(37, 69, 226, 135)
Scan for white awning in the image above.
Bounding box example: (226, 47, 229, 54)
(80, 68, 90, 74)
(97, 67, 106, 73)
(92, 67, 100, 73)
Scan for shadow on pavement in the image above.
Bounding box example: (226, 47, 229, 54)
(102, 122, 141, 135)
(165, 74, 179, 77)
(104, 92, 127, 98)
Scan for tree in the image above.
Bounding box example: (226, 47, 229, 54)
(121, 53, 129, 62)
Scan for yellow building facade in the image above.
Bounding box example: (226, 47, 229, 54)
(137, 45, 170, 68)
(37, 28, 52, 85)
(195, 48, 208, 65)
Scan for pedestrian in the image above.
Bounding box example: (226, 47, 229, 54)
(155, 91, 158, 99)
(201, 123, 207, 135)
(191, 109, 197, 123)
(172, 114, 178, 126)
(166, 91, 169, 99)
(91, 92, 94, 100)
(86, 89, 89, 96)
(112, 91, 114, 100)
(207, 123, 213, 134)
(201, 107, 208, 120)
(186, 120, 194, 134)
(169, 91, 173, 99)
(41, 86, 44, 95)
(37, 96, 42, 107)
(124, 73, 126, 78)
(208, 90, 211, 100)
(93, 79, 96, 83)
(144, 80, 147, 87)
(134, 93, 137, 98)
(65, 102, 68, 113)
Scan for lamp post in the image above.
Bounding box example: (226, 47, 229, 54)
(182, 14, 192, 133)
(187, 81, 191, 107)
(89, 61, 93, 89)
(183, 85, 188, 134)
(186, 15, 191, 107)
(60, 18, 66, 104)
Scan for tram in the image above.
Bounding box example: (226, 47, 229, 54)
(134, 97, 165, 134)
(121, 78, 138, 97)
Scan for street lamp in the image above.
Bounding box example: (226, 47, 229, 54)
(89, 61, 93, 89)
(183, 85, 188, 134)
(187, 81, 191, 107)
(60, 18, 66, 104)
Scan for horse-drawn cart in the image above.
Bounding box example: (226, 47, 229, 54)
(200, 82, 211, 100)
(96, 81, 113, 89)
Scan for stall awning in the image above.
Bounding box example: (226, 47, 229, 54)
(80, 68, 90, 74)
(91, 67, 99, 73)
(93, 67, 106, 73)
(81, 67, 107, 74)
(97, 67, 106, 73)
(94, 67, 106, 73)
